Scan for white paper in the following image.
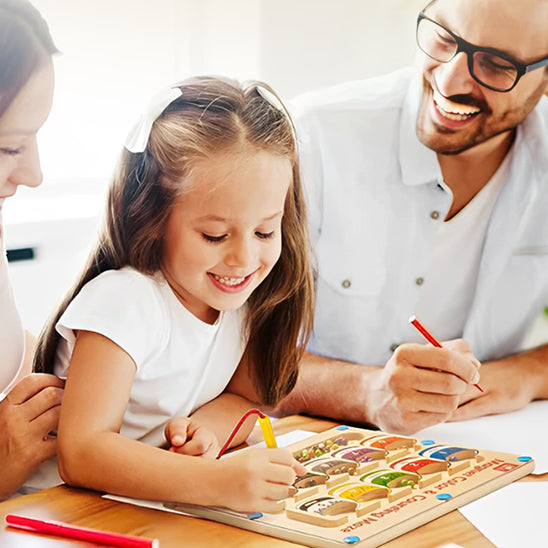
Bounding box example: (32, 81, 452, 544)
(243, 429, 316, 450)
(459, 482, 548, 548)
(219, 429, 316, 458)
(415, 400, 548, 474)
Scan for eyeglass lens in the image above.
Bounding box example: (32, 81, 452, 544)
(417, 17, 518, 91)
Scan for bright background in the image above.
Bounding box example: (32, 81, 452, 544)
(4, 0, 547, 345)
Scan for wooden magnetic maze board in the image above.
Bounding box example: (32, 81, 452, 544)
(166, 426, 535, 548)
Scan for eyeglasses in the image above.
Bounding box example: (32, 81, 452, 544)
(416, 12, 548, 92)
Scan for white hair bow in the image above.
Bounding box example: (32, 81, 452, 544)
(124, 86, 183, 154)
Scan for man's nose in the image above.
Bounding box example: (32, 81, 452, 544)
(434, 51, 477, 98)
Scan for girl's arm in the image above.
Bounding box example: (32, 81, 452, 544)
(58, 331, 304, 512)
(166, 392, 258, 457)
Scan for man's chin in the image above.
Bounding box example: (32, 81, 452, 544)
(416, 121, 481, 156)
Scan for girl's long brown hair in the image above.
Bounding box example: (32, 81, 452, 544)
(34, 76, 314, 406)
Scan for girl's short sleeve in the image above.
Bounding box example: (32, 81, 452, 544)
(56, 269, 167, 369)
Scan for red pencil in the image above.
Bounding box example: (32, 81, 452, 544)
(5, 514, 159, 548)
(408, 315, 483, 392)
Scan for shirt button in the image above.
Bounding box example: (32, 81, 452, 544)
(415, 277, 424, 286)
(341, 279, 351, 289)
(430, 211, 440, 219)
(390, 343, 399, 352)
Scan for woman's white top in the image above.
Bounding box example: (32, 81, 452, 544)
(0, 213, 25, 392)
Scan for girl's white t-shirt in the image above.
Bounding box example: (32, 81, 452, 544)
(23, 266, 246, 492)
(0, 214, 25, 392)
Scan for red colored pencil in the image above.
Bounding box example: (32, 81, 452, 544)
(5, 514, 159, 548)
(408, 315, 483, 392)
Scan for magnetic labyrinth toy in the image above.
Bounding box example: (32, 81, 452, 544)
(167, 426, 535, 548)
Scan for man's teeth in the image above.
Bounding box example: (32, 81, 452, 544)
(433, 90, 481, 121)
(212, 274, 246, 286)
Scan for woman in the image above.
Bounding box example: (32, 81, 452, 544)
(0, 0, 64, 500)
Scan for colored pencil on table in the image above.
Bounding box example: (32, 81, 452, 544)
(5, 514, 159, 548)
(408, 315, 483, 392)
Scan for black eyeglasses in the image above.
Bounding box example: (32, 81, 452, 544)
(416, 12, 548, 92)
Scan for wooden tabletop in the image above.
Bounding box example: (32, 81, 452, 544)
(0, 415, 545, 548)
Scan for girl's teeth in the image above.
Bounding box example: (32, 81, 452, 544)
(212, 274, 245, 286)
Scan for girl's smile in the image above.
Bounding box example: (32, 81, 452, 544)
(208, 271, 256, 292)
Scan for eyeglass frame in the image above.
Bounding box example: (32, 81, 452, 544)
(416, 11, 548, 92)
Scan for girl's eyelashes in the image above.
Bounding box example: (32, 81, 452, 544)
(256, 231, 275, 240)
(201, 233, 227, 243)
(201, 231, 276, 243)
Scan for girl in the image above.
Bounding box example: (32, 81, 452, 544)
(34, 76, 314, 513)
(0, 0, 64, 500)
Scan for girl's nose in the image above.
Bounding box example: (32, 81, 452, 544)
(225, 237, 254, 268)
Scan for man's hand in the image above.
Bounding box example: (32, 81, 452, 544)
(449, 357, 543, 421)
(366, 339, 481, 434)
(0, 374, 64, 500)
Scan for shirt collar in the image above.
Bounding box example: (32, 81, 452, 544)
(399, 73, 442, 187)
(516, 95, 548, 177)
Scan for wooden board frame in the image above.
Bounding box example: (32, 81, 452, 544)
(165, 426, 535, 548)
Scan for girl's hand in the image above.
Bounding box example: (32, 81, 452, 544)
(219, 448, 306, 513)
(165, 417, 219, 459)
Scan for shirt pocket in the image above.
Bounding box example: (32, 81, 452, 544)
(473, 249, 548, 359)
(315, 195, 388, 297)
(309, 206, 389, 363)
(512, 245, 548, 255)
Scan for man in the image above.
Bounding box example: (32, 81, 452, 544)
(275, 0, 548, 434)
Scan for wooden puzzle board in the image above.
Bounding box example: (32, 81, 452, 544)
(165, 426, 535, 548)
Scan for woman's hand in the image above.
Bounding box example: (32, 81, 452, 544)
(0, 374, 64, 500)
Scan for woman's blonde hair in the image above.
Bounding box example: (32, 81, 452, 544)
(35, 76, 314, 406)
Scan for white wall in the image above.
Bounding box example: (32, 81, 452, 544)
(5, 0, 426, 334)
(259, 0, 424, 97)
(7, 0, 546, 345)
(28, 0, 424, 185)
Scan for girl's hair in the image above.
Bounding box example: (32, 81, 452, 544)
(0, 0, 58, 117)
(35, 76, 315, 406)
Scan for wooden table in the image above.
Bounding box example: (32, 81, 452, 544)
(0, 415, 545, 547)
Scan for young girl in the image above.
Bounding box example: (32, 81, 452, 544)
(33, 76, 314, 512)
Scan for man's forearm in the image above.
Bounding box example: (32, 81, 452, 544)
(190, 393, 258, 448)
(487, 343, 548, 400)
(271, 351, 381, 426)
